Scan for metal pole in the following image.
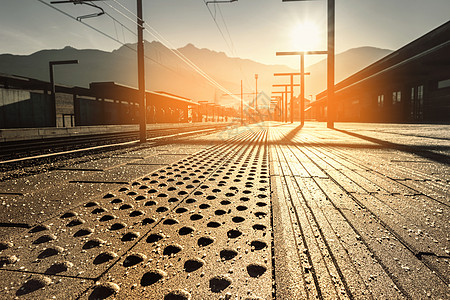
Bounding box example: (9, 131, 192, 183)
(241, 80, 243, 125)
(290, 74, 294, 123)
(300, 53, 305, 126)
(137, 0, 147, 142)
(284, 86, 288, 123)
(255, 74, 258, 112)
(327, 0, 335, 129)
(49, 64, 56, 127)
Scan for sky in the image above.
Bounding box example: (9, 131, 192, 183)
(1, 0, 450, 70)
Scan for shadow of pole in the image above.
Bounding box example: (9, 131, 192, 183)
(334, 128, 450, 166)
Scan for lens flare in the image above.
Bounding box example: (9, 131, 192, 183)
(290, 21, 321, 51)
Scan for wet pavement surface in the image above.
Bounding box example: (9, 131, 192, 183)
(0, 122, 448, 299)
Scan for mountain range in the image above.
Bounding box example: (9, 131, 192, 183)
(0, 42, 392, 107)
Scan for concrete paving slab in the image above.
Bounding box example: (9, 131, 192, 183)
(59, 157, 138, 171)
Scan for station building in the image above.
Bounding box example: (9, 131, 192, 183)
(313, 20, 450, 123)
(0, 73, 232, 129)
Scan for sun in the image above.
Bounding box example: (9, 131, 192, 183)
(290, 21, 321, 51)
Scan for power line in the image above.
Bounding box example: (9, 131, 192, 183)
(104, 0, 241, 102)
(202, 0, 253, 91)
(39, 0, 241, 102)
(36, 0, 179, 75)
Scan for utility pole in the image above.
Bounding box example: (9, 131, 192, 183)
(280, 0, 335, 128)
(327, 0, 335, 129)
(241, 80, 243, 125)
(274, 72, 310, 124)
(255, 74, 258, 112)
(137, 0, 146, 142)
(273, 83, 299, 123)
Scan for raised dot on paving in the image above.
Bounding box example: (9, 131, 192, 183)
(227, 229, 242, 239)
(145, 200, 157, 206)
(38, 247, 63, 261)
(99, 215, 115, 222)
(74, 228, 93, 237)
(84, 201, 98, 207)
(209, 275, 232, 293)
(141, 270, 166, 286)
(93, 251, 117, 265)
(89, 282, 120, 299)
(247, 264, 267, 278)
(16, 275, 52, 296)
(119, 204, 132, 210)
(0, 255, 18, 266)
(109, 223, 126, 231)
(176, 207, 188, 213)
(163, 245, 182, 256)
(220, 249, 238, 261)
(142, 218, 156, 225)
(29, 224, 49, 233)
(60, 212, 76, 219)
(33, 234, 56, 244)
(184, 258, 204, 272)
(207, 222, 221, 228)
(121, 232, 140, 242)
(163, 219, 179, 225)
(123, 253, 146, 267)
(66, 218, 84, 227)
(232, 216, 245, 223)
(44, 261, 73, 275)
(156, 206, 169, 213)
(111, 199, 123, 204)
(164, 290, 191, 300)
(147, 233, 164, 243)
(255, 212, 267, 219)
(92, 208, 106, 214)
(198, 237, 214, 247)
(130, 210, 144, 217)
(83, 238, 105, 250)
(250, 240, 267, 250)
(190, 214, 203, 221)
(215, 209, 226, 216)
(0, 242, 13, 251)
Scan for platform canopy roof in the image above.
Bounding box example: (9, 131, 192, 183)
(89, 82, 199, 106)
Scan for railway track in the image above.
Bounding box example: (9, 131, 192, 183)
(0, 124, 231, 163)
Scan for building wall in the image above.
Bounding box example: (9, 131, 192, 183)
(0, 88, 53, 128)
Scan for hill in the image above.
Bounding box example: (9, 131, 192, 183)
(0, 43, 392, 106)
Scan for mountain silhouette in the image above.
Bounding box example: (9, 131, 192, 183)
(0, 42, 391, 106)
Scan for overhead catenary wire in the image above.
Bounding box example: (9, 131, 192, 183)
(202, 0, 254, 94)
(36, 0, 179, 75)
(104, 0, 242, 102)
(38, 0, 245, 105)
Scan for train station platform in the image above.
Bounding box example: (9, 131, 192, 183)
(0, 122, 448, 299)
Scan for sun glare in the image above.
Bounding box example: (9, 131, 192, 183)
(290, 21, 321, 51)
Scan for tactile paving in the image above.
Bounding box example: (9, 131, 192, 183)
(0, 126, 272, 299)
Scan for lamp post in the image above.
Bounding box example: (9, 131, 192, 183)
(241, 80, 243, 125)
(255, 74, 259, 112)
(281, 0, 335, 128)
(49, 59, 78, 127)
